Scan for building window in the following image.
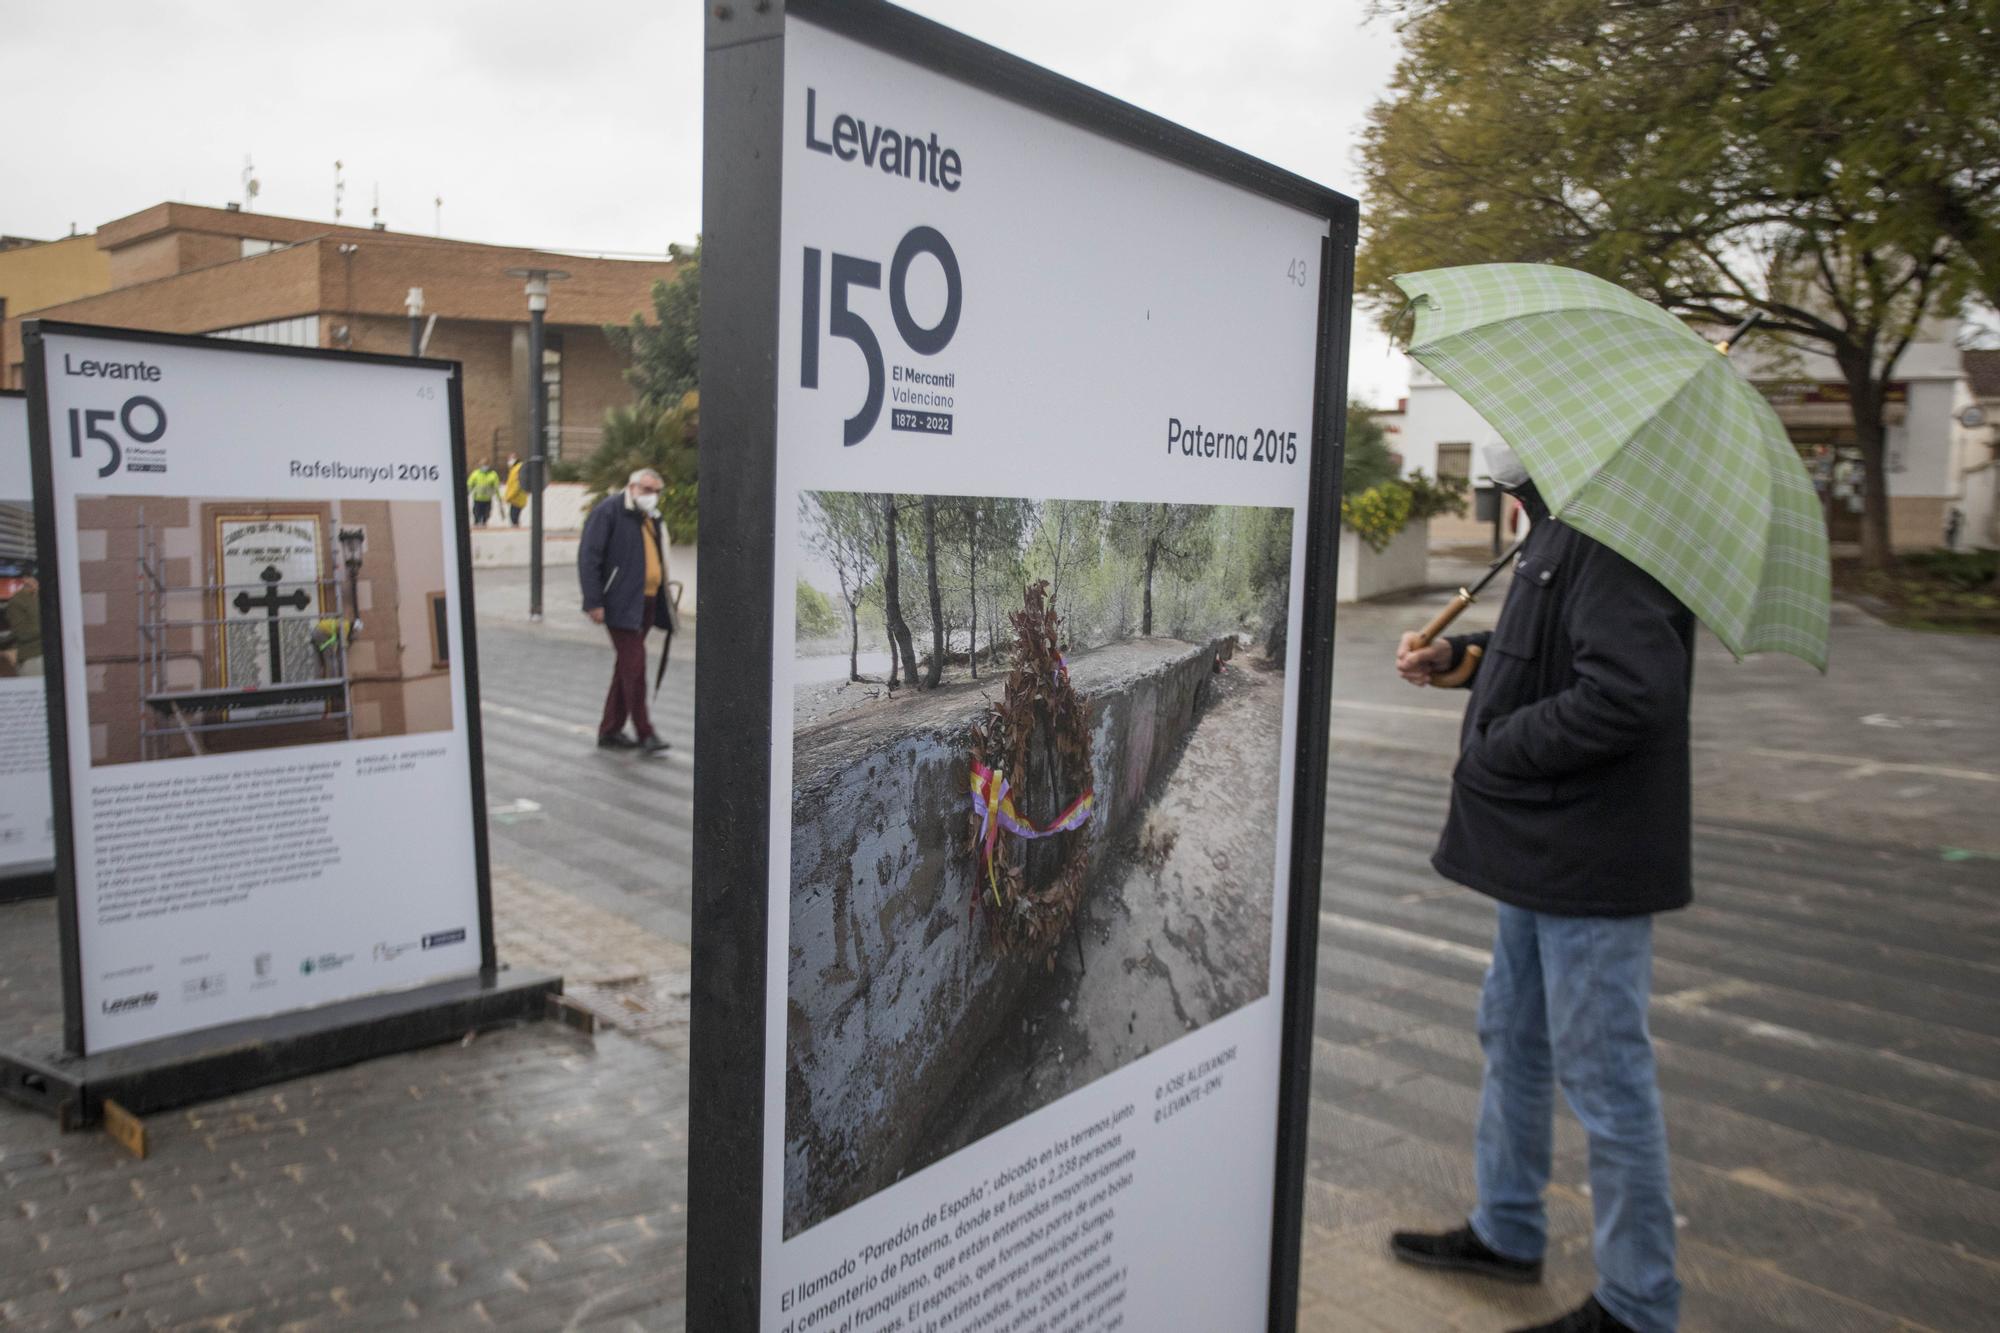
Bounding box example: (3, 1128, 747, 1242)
(1438, 441, 1472, 481)
(240, 238, 285, 259)
(542, 333, 565, 459)
(208, 315, 321, 348)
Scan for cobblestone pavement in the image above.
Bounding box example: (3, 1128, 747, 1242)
(2, 566, 1994, 1330)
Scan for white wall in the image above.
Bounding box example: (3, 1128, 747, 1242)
(1396, 320, 1967, 502)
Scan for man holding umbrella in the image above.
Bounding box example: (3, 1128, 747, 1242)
(1381, 265, 1831, 1333)
(1392, 444, 1691, 1333)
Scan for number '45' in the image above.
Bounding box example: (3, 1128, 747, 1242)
(801, 226, 962, 446)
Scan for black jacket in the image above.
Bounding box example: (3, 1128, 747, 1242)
(578, 494, 673, 633)
(1433, 491, 1696, 916)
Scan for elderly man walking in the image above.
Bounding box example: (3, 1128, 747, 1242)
(579, 467, 673, 756)
(1388, 447, 1693, 1333)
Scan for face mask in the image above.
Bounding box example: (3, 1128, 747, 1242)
(634, 491, 660, 515)
(1484, 444, 1531, 491)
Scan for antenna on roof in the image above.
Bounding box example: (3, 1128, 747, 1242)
(434, 196, 443, 237)
(371, 183, 380, 229)
(334, 160, 345, 221)
(241, 155, 261, 212)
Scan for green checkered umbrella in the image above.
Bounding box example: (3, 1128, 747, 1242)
(1391, 263, 1830, 670)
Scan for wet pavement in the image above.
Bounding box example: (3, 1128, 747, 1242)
(1, 560, 1995, 1330)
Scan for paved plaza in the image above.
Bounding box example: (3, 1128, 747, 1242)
(1, 563, 1995, 1330)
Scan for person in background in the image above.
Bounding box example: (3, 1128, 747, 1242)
(578, 467, 673, 756)
(466, 462, 501, 526)
(1388, 444, 1693, 1333)
(503, 454, 528, 527)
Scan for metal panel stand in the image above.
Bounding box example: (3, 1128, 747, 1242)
(0, 967, 562, 1127)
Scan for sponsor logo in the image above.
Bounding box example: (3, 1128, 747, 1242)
(101, 990, 159, 1016)
(299, 952, 354, 976)
(254, 953, 273, 979)
(182, 973, 227, 1002)
(422, 928, 468, 950)
(374, 939, 419, 963)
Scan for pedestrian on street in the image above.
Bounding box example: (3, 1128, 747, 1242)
(1389, 445, 1694, 1333)
(578, 467, 673, 756)
(467, 462, 501, 527)
(503, 454, 528, 527)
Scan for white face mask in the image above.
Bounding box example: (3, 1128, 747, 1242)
(1484, 444, 1531, 491)
(634, 490, 660, 515)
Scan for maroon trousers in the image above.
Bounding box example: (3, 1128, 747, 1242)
(599, 596, 656, 741)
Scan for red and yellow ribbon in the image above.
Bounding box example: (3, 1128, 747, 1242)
(969, 759, 1094, 910)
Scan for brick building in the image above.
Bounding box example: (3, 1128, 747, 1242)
(1, 203, 678, 468)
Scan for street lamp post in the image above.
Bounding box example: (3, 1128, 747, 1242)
(506, 267, 570, 621)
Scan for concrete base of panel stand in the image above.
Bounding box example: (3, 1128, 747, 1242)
(0, 967, 561, 1127)
(0, 869, 56, 904)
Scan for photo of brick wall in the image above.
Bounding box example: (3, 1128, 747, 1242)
(73, 495, 455, 766)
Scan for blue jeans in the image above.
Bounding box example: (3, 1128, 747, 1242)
(1470, 904, 1681, 1332)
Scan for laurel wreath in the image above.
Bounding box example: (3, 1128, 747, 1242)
(966, 580, 1096, 962)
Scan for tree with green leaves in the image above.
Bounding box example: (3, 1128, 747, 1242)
(607, 239, 701, 408)
(1342, 398, 1399, 497)
(879, 494, 920, 688)
(801, 491, 879, 681)
(1107, 503, 1217, 636)
(1359, 0, 1997, 569)
(580, 394, 699, 543)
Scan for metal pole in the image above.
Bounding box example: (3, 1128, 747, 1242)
(528, 282, 548, 621)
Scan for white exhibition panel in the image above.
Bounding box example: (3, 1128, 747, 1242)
(763, 17, 1330, 1331)
(35, 332, 483, 1053)
(0, 394, 55, 879)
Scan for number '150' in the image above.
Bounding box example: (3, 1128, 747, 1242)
(801, 226, 961, 446)
(70, 396, 167, 479)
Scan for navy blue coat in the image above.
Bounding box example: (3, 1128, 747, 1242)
(1433, 491, 1696, 917)
(578, 494, 673, 633)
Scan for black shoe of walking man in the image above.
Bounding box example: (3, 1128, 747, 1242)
(597, 730, 638, 750)
(1389, 1223, 1542, 1285)
(638, 734, 671, 757)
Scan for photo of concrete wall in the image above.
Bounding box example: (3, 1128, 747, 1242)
(786, 491, 1295, 1236)
(73, 495, 454, 766)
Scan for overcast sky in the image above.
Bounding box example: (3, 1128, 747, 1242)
(2, 0, 1408, 403)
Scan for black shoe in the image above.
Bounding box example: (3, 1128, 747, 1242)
(1388, 1223, 1542, 1285)
(637, 734, 671, 756)
(1509, 1296, 1636, 1333)
(597, 731, 637, 750)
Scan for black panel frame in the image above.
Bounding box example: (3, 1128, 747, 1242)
(693, 5, 1355, 1329)
(14, 319, 508, 1070)
(0, 386, 55, 901)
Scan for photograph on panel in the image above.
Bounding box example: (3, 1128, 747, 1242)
(785, 490, 1294, 1235)
(72, 495, 454, 766)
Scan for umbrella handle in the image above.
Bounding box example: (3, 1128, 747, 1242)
(1413, 589, 1475, 648)
(1410, 588, 1481, 688)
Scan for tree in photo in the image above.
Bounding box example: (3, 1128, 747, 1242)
(1107, 503, 1216, 636)
(1359, 0, 1997, 568)
(802, 491, 878, 681)
(879, 494, 920, 688)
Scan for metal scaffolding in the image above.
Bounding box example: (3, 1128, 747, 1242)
(134, 517, 356, 762)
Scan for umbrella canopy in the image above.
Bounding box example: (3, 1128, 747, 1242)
(1391, 263, 1830, 670)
